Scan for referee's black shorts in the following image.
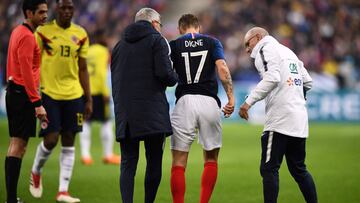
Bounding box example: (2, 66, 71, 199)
(6, 81, 37, 138)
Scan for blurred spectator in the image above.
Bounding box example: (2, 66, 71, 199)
(0, 0, 167, 85)
(197, 0, 360, 90)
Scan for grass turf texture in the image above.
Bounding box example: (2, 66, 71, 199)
(0, 119, 359, 202)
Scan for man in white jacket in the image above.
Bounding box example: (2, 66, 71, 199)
(239, 27, 317, 203)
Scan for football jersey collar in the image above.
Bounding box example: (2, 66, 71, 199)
(54, 19, 73, 30)
(22, 23, 34, 33)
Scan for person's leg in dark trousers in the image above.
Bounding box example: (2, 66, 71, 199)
(260, 132, 287, 203)
(286, 137, 317, 203)
(119, 136, 140, 203)
(144, 135, 165, 203)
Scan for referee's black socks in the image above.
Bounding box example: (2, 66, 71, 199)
(5, 156, 22, 203)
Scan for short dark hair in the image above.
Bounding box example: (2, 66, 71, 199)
(178, 14, 200, 31)
(22, 0, 47, 18)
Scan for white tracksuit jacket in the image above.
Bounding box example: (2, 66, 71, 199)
(245, 36, 313, 138)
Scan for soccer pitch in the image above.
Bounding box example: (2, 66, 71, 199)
(1, 119, 360, 203)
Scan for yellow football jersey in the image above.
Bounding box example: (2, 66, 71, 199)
(36, 20, 89, 100)
(87, 44, 110, 97)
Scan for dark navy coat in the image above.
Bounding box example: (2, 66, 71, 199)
(111, 20, 178, 141)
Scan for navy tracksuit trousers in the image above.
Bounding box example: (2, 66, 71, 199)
(260, 131, 317, 203)
(119, 134, 165, 203)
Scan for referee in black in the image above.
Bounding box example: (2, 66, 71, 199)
(4, 0, 47, 202)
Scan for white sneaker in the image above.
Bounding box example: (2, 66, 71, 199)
(29, 172, 42, 198)
(56, 192, 80, 203)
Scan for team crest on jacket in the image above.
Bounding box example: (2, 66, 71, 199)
(289, 63, 298, 74)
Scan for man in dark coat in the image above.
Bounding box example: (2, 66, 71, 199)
(111, 7, 178, 203)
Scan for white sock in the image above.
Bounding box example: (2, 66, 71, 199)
(80, 122, 91, 158)
(101, 120, 114, 158)
(32, 141, 52, 175)
(59, 146, 75, 192)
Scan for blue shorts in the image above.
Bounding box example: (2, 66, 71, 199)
(88, 95, 110, 122)
(39, 93, 84, 136)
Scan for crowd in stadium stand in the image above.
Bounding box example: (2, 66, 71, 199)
(0, 0, 167, 85)
(1, 0, 359, 90)
(197, 0, 360, 90)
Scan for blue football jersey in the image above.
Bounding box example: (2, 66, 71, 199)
(169, 33, 225, 107)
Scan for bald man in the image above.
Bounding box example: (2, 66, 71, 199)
(239, 27, 317, 203)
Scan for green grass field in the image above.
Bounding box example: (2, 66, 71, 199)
(1, 119, 360, 203)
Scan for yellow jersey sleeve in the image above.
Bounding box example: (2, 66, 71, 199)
(36, 20, 90, 100)
(87, 44, 110, 97)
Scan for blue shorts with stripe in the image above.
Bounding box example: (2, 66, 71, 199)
(39, 93, 84, 136)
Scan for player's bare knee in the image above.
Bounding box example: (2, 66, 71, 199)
(60, 133, 76, 146)
(7, 138, 28, 157)
(171, 150, 188, 167)
(172, 160, 187, 168)
(204, 148, 219, 162)
(43, 136, 59, 150)
(7, 145, 26, 158)
(44, 140, 57, 150)
(42, 132, 60, 149)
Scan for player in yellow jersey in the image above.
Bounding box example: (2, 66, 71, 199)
(29, 0, 92, 202)
(79, 29, 121, 165)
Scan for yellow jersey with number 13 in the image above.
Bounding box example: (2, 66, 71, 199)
(35, 20, 89, 100)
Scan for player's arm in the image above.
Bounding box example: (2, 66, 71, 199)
(78, 34, 92, 119)
(153, 36, 178, 87)
(213, 38, 234, 117)
(215, 59, 234, 117)
(78, 56, 93, 119)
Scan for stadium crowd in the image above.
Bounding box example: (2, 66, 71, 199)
(1, 0, 359, 90)
(196, 0, 360, 90)
(0, 0, 167, 85)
